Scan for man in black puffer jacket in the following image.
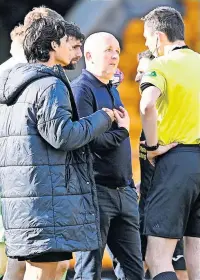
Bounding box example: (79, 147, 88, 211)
(0, 18, 116, 280)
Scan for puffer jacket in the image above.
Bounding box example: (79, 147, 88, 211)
(0, 198, 4, 243)
(0, 63, 112, 259)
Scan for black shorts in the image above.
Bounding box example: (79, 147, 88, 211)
(143, 145, 200, 239)
(17, 252, 73, 262)
(140, 198, 186, 270)
(139, 141, 186, 270)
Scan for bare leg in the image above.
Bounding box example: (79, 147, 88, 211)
(55, 260, 70, 280)
(185, 236, 200, 280)
(0, 243, 7, 276)
(24, 261, 58, 280)
(145, 236, 177, 277)
(3, 258, 26, 280)
(175, 270, 188, 280)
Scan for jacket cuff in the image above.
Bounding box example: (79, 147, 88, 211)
(117, 127, 129, 137)
(100, 110, 112, 129)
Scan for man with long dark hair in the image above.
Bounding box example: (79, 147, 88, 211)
(0, 18, 118, 280)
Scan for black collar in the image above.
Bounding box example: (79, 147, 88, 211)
(172, 45, 189, 51)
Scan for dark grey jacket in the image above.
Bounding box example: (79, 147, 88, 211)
(0, 63, 111, 258)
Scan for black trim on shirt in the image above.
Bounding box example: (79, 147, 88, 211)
(140, 82, 155, 92)
(172, 45, 189, 51)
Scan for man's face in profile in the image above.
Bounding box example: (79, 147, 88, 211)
(64, 37, 83, 70)
(135, 57, 151, 83)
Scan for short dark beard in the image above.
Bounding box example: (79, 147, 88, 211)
(64, 62, 76, 70)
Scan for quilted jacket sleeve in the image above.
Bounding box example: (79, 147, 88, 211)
(36, 80, 112, 151)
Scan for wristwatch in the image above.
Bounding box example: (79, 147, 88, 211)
(145, 142, 160, 151)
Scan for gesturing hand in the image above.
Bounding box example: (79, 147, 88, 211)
(102, 108, 115, 122)
(113, 106, 130, 132)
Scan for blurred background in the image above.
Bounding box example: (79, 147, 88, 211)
(0, 0, 199, 278)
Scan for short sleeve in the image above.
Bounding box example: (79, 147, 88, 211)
(140, 59, 166, 95)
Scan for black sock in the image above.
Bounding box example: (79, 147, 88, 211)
(153, 272, 178, 280)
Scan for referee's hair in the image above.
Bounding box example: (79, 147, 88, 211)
(142, 6, 184, 42)
(137, 50, 155, 62)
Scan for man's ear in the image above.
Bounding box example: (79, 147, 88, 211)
(157, 31, 166, 45)
(85, 51, 92, 61)
(51, 41, 58, 51)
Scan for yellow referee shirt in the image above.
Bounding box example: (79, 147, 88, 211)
(140, 48, 200, 145)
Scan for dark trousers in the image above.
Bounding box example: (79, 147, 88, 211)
(74, 185, 144, 280)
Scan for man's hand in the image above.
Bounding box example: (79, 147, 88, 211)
(147, 143, 178, 162)
(102, 108, 115, 122)
(113, 106, 130, 132)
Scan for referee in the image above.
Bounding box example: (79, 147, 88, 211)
(136, 50, 188, 280)
(140, 6, 200, 280)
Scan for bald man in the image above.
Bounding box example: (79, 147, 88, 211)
(72, 32, 143, 280)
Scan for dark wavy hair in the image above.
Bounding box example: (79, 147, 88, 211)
(23, 17, 85, 63)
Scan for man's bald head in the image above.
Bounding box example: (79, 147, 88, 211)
(84, 32, 120, 81)
(84, 32, 118, 54)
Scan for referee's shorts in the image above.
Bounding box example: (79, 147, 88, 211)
(143, 145, 200, 239)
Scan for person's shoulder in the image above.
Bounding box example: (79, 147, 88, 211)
(0, 57, 16, 75)
(192, 50, 200, 57)
(144, 56, 168, 79)
(37, 76, 67, 93)
(71, 72, 88, 87)
(35, 77, 69, 105)
(148, 56, 165, 69)
(71, 73, 94, 95)
(72, 71, 98, 89)
(27, 69, 67, 100)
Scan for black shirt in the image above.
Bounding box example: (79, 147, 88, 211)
(72, 70, 133, 188)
